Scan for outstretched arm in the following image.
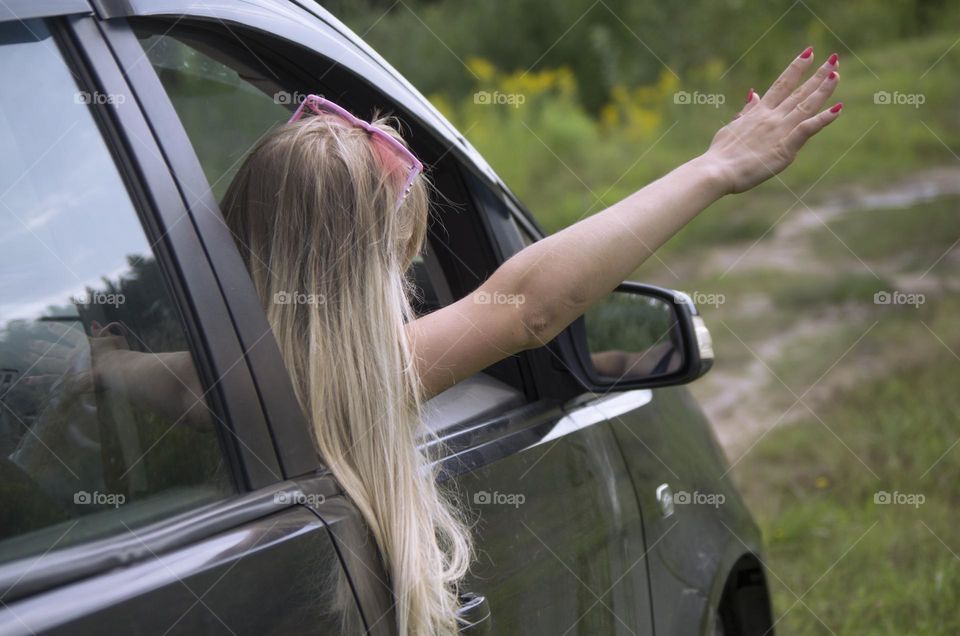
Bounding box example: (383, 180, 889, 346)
(410, 47, 842, 399)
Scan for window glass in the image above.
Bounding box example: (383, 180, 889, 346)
(135, 32, 289, 199)
(0, 20, 231, 564)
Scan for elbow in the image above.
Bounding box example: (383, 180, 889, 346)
(516, 299, 562, 351)
(515, 282, 591, 351)
(492, 257, 587, 351)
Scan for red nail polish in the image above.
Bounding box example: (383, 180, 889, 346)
(828, 71, 837, 80)
(746, 88, 754, 104)
(828, 53, 839, 66)
(800, 46, 814, 59)
(830, 102, 843, 113)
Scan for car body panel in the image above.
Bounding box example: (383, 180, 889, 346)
(454, 404, 654, 635)
(609, 386, 765, 635)
(0, 502, 363, 635)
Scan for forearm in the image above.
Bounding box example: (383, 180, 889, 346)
(488, 154, 728, 345)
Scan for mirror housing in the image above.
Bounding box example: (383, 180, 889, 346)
(558, 282, 714, 392)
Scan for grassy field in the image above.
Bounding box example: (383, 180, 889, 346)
(735, 347, 960, 635)
(810, 195, 960, 266)
(676, 175, 960, 633)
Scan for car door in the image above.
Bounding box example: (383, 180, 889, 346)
(88, 2, 656, 633)
(0, 9, 368, 635)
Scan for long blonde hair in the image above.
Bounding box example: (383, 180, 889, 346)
(222, 112, 471, 634)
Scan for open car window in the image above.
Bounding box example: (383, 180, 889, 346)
(133, 24, 529, 435)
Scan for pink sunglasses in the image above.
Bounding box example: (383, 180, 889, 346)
(288, 94, 423, 210)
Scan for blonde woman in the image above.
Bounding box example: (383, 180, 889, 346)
(89, 47, 841, 634)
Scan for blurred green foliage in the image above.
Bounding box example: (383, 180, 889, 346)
(332, 0, 960, 243)
(330, 0, 960, 113)
(584, 292, 675, 352)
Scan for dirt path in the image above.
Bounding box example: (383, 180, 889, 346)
(705, 166, 960, 277)
(691, 166, 960, 455)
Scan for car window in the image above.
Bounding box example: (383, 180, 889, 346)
(0, 20, 232, 565)
(134, 26, 529, 432)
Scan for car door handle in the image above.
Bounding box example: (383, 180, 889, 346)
(457, 591, 491, 634)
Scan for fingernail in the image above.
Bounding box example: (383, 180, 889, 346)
(828, 53, 839, 66)
(800, 46, 814, 59)
(746, 88, 754, 104)
(830, 102, 843, 113)
(828, 71, 837, 80)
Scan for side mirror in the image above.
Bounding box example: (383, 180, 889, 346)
(560, 282, 714, 391)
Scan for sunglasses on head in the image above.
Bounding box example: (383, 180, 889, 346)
(288, 94, 423, 211)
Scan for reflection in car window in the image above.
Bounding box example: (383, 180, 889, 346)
(0, 20, 231, 564)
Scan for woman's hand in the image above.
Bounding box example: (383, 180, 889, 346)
(705, 46, 842, 195)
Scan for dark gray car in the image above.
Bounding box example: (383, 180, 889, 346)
(0, 1, 773, 634)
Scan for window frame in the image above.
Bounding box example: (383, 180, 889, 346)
(97, 16, 321, 479)
(461, 170, 589, 403)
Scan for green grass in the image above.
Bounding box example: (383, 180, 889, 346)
(730, 293, 960, 635)
(680, 268, 889, 310)
(810, 195, 960, 268)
